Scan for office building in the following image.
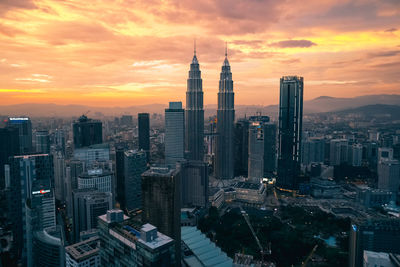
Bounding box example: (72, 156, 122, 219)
(73, 143, 110, 170)
(301, 137, 325, 165)
(65, 236, 100, 267)
(379, 147, 394, 162)
(32, 226, 65, 267)
(73, 115, 102, 149)
(7, 117, 33, 153)
(35, 130, 50, 153)
(138, 113, 150, 161)
(263, 122, 277, 176)
(378, 160, 400, 192)
(123, 150, 147, 211)
(7, 153, 54, 265)
(165, 102, 185, 166)
(54, 151, 66, 201)
(180, 160, 208, 208)
(356, 186, 393, 208)
(215, 49, 235, 180)
(349, 219, 400, 267)
(185, 46, 204, 161)
(68, 159, 84, 190)
(277, 76, 303, 190)
(248, 121, 265, 181)
(72, 188, 112, 243)
(98, 210, 176, 266)
(77, 169, 113, 194)
(234, 119, 250, 177)
(115, 143, 126, 209)
(54, 129, 66, 155)
(142, 166, 181, 264)
(0, 127, 19, 189)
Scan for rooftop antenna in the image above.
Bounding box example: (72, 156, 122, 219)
(194, 38, 196, 56)
(225, 41, 228, 57)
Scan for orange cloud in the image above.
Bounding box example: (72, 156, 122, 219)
(0, 0, 399, 107)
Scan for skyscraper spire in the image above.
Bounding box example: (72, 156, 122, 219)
(186, 44, 204, 160)
(215, 47, 235, 179)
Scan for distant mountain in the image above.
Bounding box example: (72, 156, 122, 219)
(328, 104, 400, 120)
(0, 94, 399, 118)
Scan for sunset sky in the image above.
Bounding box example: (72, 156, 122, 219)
(0, 0, 399, 107)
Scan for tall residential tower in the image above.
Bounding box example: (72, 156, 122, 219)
(215, 48, 235, 180)
(185, 45, 204, 161)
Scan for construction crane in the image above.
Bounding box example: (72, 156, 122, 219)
(301, 244, 318, 267)
(239, 206, 271, 263)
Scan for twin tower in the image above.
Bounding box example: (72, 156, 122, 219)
(185, 46, 235, 179)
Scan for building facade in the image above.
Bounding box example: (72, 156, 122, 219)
(165, 102, 185, 166)
(123, 150, 147, 211)
(73, 115, 102, 149)
(138, 113, 150, 161)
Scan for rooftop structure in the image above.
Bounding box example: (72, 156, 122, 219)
(65, 237, 99, 266)
(181, 226, 233, 267)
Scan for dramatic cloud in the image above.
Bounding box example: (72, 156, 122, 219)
(270, 40, 317, 48)
(0, 0, 399, 106)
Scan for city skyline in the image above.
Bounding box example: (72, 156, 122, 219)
(0, 0, 399, 107)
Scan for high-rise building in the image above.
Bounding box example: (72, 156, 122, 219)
(73, 115, 102, 149)
(65, 236, 100, 267)
(301, 137, 325, 166)
(72, 188, 112, 243)
(73, 143, 110, 170)
(6, 153, 54, 265)
(142, 166, 181, 264)
(114, 143, 126, 209)
(120, 115, 133, 126)
(185, 46, 204, 161)
(248, 121, 265, 181)
(215, 48, 235, 180)
(123, 150, 147, 211)
(77, 169, 113, 194)
(349, 219, 400, 267)
(378, 160, 400, 192)
(7, 117, 33, 153)
(54, 129, 66, 155)
(98, 210, 176, 266)
(32, 226, 65, 267)
(0, 127, 19, 189)
(35, 130, 50, 153)
(165, 102, 185, 166)
(26, 179, 57, 267)
(263, 122, 277, 176)
(277, 76, 303, 190)
(54, 151, 66, 201)
(351, 143, 363, 167)
(180, 160, 208, 208)
(234, 119, 250, 177)
(329, 139, 349, 166)
(138, 113, 150, 161)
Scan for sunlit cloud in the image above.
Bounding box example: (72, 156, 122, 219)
(0, 0, 399, 106)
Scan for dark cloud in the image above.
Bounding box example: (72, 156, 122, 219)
(270, 39, 316, 48)
(385, 28, 397, 32)
(0, 0, 36, 14)
(369, 50, 400, 58)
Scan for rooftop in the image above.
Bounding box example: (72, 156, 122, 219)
(65, 237, 99, 262)
(181, 226, 233, 267)
(234, 181, 262, 190)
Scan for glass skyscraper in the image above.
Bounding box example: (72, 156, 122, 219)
(72, 115, 102, 149)
(165, 102, 185, 166)
(277, 76, 303, 190)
